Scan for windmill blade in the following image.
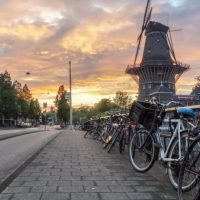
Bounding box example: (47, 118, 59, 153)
(144, 7, 152, 27)
(134, 0, 152, 65)
(142, 0, 151, 28)
(167, 31, 177, 63)
(137, 27, 145, 41)
(137, 7, 152, 42)
(134, 35, 143, 65)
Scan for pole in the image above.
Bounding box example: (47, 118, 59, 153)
(69, 61, 73, 129)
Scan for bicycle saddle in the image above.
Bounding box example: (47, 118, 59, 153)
(177, 107, 195, 118)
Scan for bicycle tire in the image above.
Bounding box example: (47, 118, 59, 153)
(101, 125, 112, 144)
(178, 136, 200, 200)
(129, 129, 156, 172)
(167, 131, 197, 191)
(84, 131, 90, 138)
(107, 129, 120, 153)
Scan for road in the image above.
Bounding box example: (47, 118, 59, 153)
(0, 126, 61, 185)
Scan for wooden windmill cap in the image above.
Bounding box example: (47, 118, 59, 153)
(146, 21, 169, 34)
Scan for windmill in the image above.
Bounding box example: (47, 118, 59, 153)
(126, 0, 190, 103)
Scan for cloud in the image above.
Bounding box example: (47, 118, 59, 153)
(0, 0, 199, 106)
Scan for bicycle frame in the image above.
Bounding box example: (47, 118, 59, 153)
(156, 118, 187, 162)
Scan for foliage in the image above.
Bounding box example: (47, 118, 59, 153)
(94, 98, 117, 113)
(73, 91, 132, 123)
(0, 71, 41, 121)
(73, 105, 94, 124)
(113, 91, 132, 109)
(54, 85, 70, 123)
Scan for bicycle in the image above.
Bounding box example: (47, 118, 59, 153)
(103, 115, 125, 152)
(128, 100, 198, 190)
(178, 135, 200, 200)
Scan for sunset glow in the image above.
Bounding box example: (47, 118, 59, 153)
(0, 0, 199, 107)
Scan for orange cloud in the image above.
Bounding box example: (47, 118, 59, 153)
(0, 24, 54, 41)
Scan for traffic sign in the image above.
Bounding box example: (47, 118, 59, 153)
(65, 92, 70, 100)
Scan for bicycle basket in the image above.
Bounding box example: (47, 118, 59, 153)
(129, 101, 163, 131)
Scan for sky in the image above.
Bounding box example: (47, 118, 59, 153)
(0, 0, 199, 107)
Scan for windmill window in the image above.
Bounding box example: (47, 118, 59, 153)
(148, 48, 151, 53)
(142, 85, 146, 89)
(148, 84, 151, 89)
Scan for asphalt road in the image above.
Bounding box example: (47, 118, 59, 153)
(0, 127, 61, 185)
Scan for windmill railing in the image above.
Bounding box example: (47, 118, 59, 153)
(176, 61, 190, 70)
(126, 61, 190, 70)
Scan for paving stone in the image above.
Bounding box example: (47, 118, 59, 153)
(58, 186, 84, 193)
(72, 180, 95, 186)
(156, 193, 177, 200)
(37, 175, 60, 181)
(127, 193, 154, 199)
(11, 193, 42, 200)
(30, 185, 57, 193)
(134, 186, 160, 192)
(84, 185, 110, 192)
(71, 193, 99, 200)
(23, 180, 47, 187)
(13, 176, 38, 182)
(95, 180, 119, 185)
(9, 181, 24, 187)
(47, 180, 71, 186)
(60, 176, 81, 181)
(0, 194, 13, 200)
(109, 185, 136, 192)
(118, 181, 139, 186)
(100, 193, 130, 200)
(41, 192, 70, 200)
(3, 186, 30, 194)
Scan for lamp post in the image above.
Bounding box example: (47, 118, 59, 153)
(69, 61, 73, 129)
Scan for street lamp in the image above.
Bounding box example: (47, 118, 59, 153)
(69, 61, 73, 129)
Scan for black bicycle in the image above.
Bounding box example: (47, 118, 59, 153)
(178, 135, 200, 200)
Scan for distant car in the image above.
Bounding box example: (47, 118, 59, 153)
(16, 122, 25, 128)
(16, 122, 32, 128)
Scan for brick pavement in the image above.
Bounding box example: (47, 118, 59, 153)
(0, 130, 177, 200)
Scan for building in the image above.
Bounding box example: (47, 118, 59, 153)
(126, 1, 190, 103)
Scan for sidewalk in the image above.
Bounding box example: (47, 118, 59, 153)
(0, 130, 177, 200)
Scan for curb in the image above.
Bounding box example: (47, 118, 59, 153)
(0, 130, 46, 141)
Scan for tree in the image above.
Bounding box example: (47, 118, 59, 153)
(94, 98, 116, 113)
(73, 105, 93, 123)
(0, 71, 18, 118)
(113, 91, 132, 111)
(28, 99, 41, 123)
(55, 85, 70, 124)
(0, 71, 40, 123)
(22, 84, 32, 100)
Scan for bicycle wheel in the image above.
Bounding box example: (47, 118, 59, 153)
(167, 131, 197, 191)
(178, 136, 200, 200)
(129, 129, 156, 172)
(107, 129, 120, 153)
(103, 127, 116, 149)
(84, 130, 90, 138)
(101, 125, 112, 144)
